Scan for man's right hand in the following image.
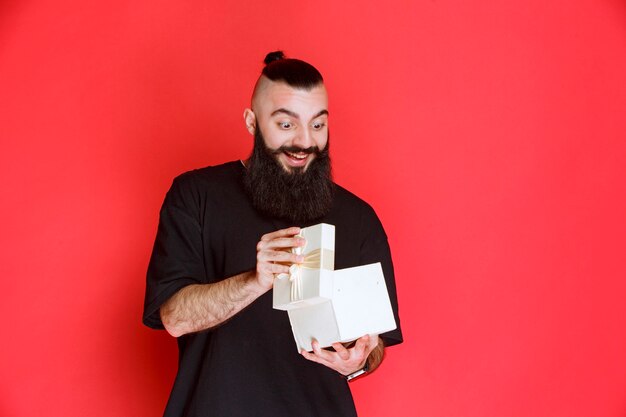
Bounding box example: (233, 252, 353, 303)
(255, 226, 306, 289)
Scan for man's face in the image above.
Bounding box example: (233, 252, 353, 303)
(245, 80, 329, 172)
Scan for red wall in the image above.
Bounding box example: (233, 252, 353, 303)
(2, 1, 625, 416)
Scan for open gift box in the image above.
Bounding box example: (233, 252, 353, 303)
(273, 223, 397, 352)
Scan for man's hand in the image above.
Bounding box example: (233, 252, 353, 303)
(300, 334, 382, 376)
(255, 226, 306, 289)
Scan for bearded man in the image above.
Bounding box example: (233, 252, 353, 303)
(143, 51, 402, 417)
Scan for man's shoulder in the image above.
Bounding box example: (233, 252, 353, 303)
(164, 160, 244, 206)
(168, 161, 243, 193)
(332, 183, 377, 214)
(174, 160, 243, 185)
(329, 183, 385, 231)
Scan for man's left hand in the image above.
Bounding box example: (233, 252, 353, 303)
(300, 334, 379, 376)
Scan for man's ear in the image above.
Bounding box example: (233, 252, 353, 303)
(243, 109, 256, 135)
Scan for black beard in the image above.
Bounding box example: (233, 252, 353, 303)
(242, 128, 334, 224)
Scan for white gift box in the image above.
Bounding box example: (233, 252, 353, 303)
(272, 223, 397, 352)
(273, 223, 335, 310)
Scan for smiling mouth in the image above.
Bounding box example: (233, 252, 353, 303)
(284, 151, 308, 161)
(274, 146, 319, 169)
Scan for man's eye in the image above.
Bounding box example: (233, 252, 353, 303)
(279, 122, 292, 129)
(312, 122, 326, 130)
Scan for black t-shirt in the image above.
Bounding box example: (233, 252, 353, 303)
(143, 161, 402, 417)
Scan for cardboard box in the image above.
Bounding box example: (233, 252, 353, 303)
(272, 223, 397, 352)
(273, 223, 335, 310)
(287, 262, 397, 352)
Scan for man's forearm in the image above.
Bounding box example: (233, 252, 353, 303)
(160, 227, 304, 338)
(160, 271, 268, 337)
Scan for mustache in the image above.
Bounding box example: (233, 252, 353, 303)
(271, 145, 321, 155)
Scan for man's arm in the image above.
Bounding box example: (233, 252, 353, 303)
(160, 227, 305, 337)
(160, 225, 384, 377)
(160, 271, 263, 337)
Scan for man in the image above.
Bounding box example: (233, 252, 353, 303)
(143, 51, 402, 417)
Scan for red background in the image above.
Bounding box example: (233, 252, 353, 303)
(2, 1, 625, 416)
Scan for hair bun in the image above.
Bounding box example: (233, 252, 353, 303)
(264, 51, 285, 65)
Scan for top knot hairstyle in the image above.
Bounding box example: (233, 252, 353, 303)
(261, 50, 324, 90)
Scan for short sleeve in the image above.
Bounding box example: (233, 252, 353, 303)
(143, 174, 207, 329)
(358, 205, 403, 347)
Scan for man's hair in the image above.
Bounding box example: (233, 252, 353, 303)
(261, 51, 323, 90)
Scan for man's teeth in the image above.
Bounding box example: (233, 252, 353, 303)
(285, 151, 307, 160)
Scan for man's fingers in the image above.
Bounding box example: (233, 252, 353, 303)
(301, 338, 373, 375)
(367, 334, 379, 352)
(273, 237, 304, 248)
(258, 262, 290, 275)
(258, 249, 303, 264)
(258, 236, 306, 252)
(255, 228, 306, 285)
(301, 349, 327, 366)
(332, 343, 350, 360)
(311, 339, 329, 359)
(301, 341, 335, 367)
(315, 340, 346, 363)
(260, 227, 301, 242)
(354, 335, 370, 357)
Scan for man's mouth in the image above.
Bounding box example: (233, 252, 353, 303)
(282, 151, 310, 167)
(273, 146, 319, 169)
(284, 151, 308, 161)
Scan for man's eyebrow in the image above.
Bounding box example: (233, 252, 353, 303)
(270, 109, 329, 119)
(270, 108, 299, 118)
(312, 110, 329, 119)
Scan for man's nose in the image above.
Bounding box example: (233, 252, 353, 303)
(292, 127, 314, 149)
